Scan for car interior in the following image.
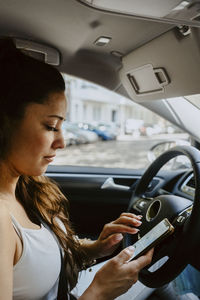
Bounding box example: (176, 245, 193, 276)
(1, 0, 200, 299)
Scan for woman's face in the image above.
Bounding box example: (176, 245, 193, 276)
(7, 92, 67, 176)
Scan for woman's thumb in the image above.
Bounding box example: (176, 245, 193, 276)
(116, 246, 135, 264)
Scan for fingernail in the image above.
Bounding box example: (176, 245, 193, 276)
(128, 246, 135, 252)
(137, 215, 143, 219)
(115, 234, 123, 241)
(135, 220, 142, 225)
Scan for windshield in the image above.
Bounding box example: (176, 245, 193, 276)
(53, 74, 193, 170)
(184, 94, 200, 109)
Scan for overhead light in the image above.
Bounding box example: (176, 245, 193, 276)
(94, 36, 111, 46)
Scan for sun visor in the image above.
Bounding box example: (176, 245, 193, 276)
(127, 64, 169, 96)
(15, 38, 60, 66)
(120, 27, 200, 101)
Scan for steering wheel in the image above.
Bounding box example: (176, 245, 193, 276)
(124, 145, 200, 288)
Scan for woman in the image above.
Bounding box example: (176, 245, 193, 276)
(0, 38, 153, 300)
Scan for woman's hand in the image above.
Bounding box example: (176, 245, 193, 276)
(80, 246, 154, 300)
(93, 212, 142, 259)
(79, 212, 142, 260)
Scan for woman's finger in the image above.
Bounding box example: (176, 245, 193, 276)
(100, 223, 140, 239)
(112, 216, 142, 227)
(120, 212, 143, 220)
(103, 233, 123, 248)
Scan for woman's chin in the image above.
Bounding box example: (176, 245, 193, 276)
(25, 167, 48, 177)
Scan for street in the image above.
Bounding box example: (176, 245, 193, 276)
(54, 133, 189, 169)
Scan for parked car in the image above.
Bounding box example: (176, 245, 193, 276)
(72, 123, 99, 143)
(62, 122, 88, 144)
(63, 130, 77, 146)
(140, 123, 162, 136)
(78, 122, 115, 141)
(125, 119, 144, 135)
(97, 123, 119, 140)
(63, 122, 98, 144)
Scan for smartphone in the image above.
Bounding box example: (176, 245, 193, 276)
(127, 218, 174, 262)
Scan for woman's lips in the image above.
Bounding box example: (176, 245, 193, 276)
(44, 155, 55, 162)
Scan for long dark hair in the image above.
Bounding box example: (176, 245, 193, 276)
(0, 38, 85, 290)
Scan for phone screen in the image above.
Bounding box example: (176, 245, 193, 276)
(127, 218, 174, 262)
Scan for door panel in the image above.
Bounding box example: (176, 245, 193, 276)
(46, 165, 169, 240)
(46, 166, 142, 239)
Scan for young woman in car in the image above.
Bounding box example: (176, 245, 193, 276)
(0, 38, 155, 300)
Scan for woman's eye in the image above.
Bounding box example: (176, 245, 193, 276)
(46, 125, 59, 132)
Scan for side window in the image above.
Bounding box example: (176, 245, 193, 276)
(53, 74, 189, 169)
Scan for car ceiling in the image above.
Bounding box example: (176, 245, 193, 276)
(2, 0, 200, 141)
(0, 0, 174, 90)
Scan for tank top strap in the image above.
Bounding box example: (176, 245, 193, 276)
(10, 214, 23, 238)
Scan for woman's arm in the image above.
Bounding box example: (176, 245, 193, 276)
(0, 202, 16, 300)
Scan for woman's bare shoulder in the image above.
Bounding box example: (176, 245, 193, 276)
(0, 200, 13, 233)
(0, 201, 16, 299)
(0, 200, 16, 258)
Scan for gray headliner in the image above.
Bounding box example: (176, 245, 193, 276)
(0, 0, 173, 89)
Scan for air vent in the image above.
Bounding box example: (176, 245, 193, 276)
(187, 176, 195, 188)
(180, 173, 195, 197)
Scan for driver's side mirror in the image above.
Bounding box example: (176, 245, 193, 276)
(148, 140, 191, 170)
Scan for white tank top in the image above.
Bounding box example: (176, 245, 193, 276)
(11, 215, 61, 300)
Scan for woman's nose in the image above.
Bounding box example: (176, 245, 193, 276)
(52, 131, 65, 149)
